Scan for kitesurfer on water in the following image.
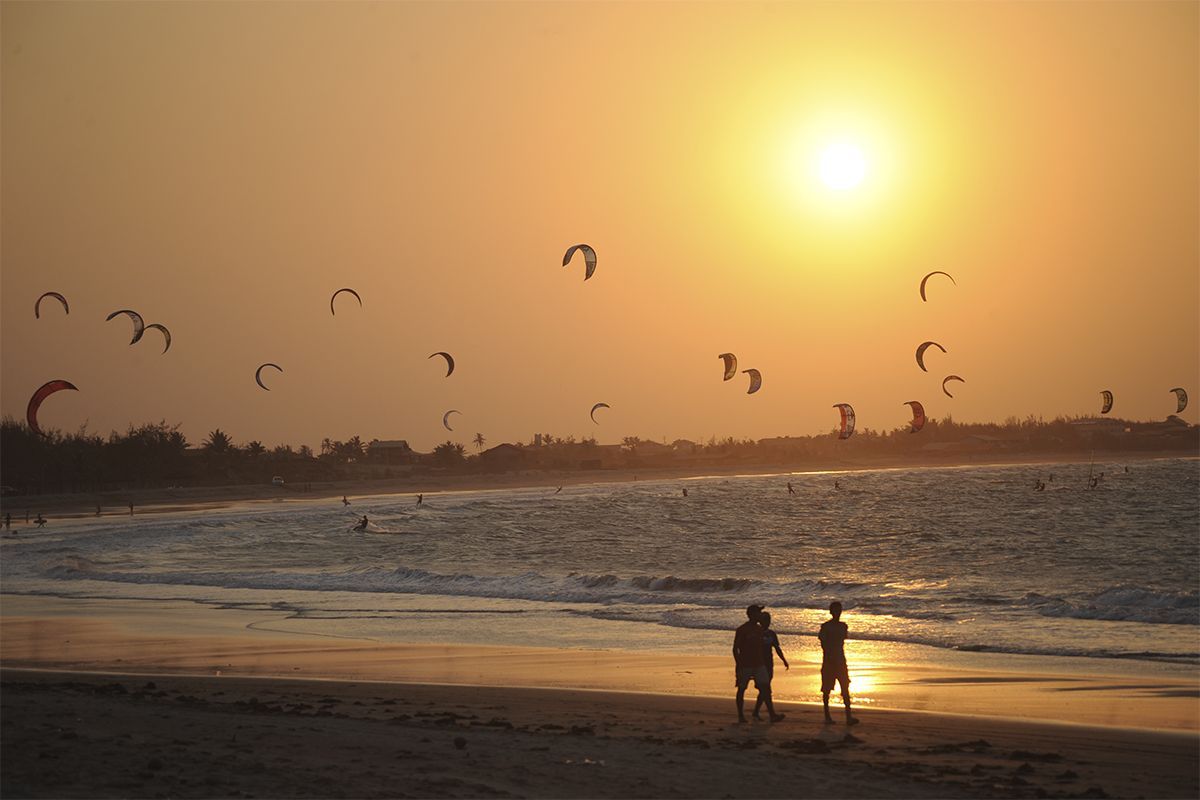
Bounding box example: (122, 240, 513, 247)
(354, 515, 368, 531)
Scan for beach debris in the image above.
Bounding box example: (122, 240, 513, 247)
(1169, 387, 1188, 414)
(26, 379, 78, 436)
(718, 353, 737, 381)
(589, 402, 610, 424)
(742, 368, 762, 395)
(329, 287, 362, 315)
(915, 341, 946, 372)
(919, 270, 956, 302)
(1099, 390, 1113, 414)
(35, 292, 69, 319)
(904, 400, 926, 433)
(106, 309, 145, 345)
(442, 409, 460, 431)
(942, 375, 965, 398)
(833, 403, 855, 439)
(428, 351, 455, 377)
(255, 363, 283, 391)
(144, 323, 171, 354)
(562, 244, 597, 281)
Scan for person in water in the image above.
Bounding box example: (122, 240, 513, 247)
(416, 494, 423, 506)
(834, 480, 841, 490)
(355, 515, 368, 531)
(682, 487, 688, 497)
(733, 605, 784, 724)
(787, 482, 795, 495)
(753, 612, 789, 721)
(342, 495, 351, 506)
(819, 601, 858, 726)
(34, 514, 47, 528)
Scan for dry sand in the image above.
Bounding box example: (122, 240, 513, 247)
(2, 608, 1198, 798)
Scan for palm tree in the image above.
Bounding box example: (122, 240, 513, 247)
(203, 429, 232, 453)
(472, 433, 486, 452)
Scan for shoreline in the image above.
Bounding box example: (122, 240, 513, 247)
(2, 450, 1190, 523)
(3, 668, 1197, 799)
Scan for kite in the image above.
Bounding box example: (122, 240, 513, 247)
(255, 363, 283, 391)
(330, 288, 362, 315)
(942, 375, 965, 398)
(904, 400, 926, 433)
(145, 323, 171, 354)
(1170, 387, 1188, 414)
(442, 410, 460, 431)
(1100, 390, 1113, 415)
(919, 271, 956, 302)
(106, 309, 145, 345)
(26, 380, 78, 436)
(590, 402, 610, 424)
(429, 352, 455, 377)
(719, 353, 737, 381)
(915, 341, 947, 372)
(833, 403, 856, 440)
(742, 369, 762, 395)
(35, 292, 69, 319)
(562, 244, 597, 281)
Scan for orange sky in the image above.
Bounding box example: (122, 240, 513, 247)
(3, 1, 1197, 451)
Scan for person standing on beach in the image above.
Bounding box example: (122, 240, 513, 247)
(733, 604, 784, 724)
(819, 601, 858, 725)
(753, 612, 789, 720)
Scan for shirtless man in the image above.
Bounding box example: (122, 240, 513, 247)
(819, 601, 858, 725)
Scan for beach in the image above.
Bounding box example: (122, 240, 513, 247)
(2, 599, 1198, 799)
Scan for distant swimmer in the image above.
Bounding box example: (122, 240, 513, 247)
(834, 480, 841, 491)
(353, 515, 368, 532)
(416, 494, 423, 506)
(1035, 481, 1045, 492)
(682, 487, 689, 497)
(34, 514, 47, 528)
(1124, 466, 1129, 473)
(787, 482, 795, 495)
(342, 495, 351, 506)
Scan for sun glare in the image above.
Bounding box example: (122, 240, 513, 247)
(818, 142, 867, 190)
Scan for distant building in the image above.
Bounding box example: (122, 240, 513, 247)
(368, 439, 417, 464)
(480, 443, 528, 471)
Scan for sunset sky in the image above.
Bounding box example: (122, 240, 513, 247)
(3, 1, 1197, 451)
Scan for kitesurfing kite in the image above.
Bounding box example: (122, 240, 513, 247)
(442, 410, 460, 431)
(429, 352, 455, 377)
(35, 292, 69, 319)
(742, 369, 762, 395)
(27, 380, 78, 436)
(255, 363, 283, 391)
(833, 403, 856, 440)
(1170, 387, 1188, 414)
(719, 353, 737, 381)
(106, 309, 145, 345)
(562, 244, 597, 281)
(919, 271, 956, 302)
(942, 375, 965, 398)
(590, 402, 610, 424)
(1100, 390, 1114, 415)
(144, 323, 171, 354)
(330, 288, 362, 315)
(904, 401, 926, 433)
(915, 341, 947, 372)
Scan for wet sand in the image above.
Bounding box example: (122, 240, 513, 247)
(2, 603, 1198, 798)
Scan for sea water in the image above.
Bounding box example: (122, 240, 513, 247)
(2, 458, 1197, 673)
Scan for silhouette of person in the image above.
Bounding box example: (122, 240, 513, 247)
(4, 513, 10, 529)
(787, 482, 795, 495)
(96, 504, 101, 516)
(342, 495, 351, 506)
(34, 514, 47, 528)
(416, 494, 423, 506)
(819, 601, 858, 725)
(355, 515, 368, 531)
(682, 487, 688, 497)
(753, 612, 789, 720)
(733, 604, 784, 724)
(554, 486, 563, 494)
(834, 480, 841, 491)
(128, 502, 134, 516)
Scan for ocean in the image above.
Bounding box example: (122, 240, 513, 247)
(3, 458, 1197, 670)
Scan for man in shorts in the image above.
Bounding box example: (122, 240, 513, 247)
(819, 601, 859, 725)
(733, 604, 784, 724)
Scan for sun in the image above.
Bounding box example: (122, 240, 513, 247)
(818, 142, 867, 190)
